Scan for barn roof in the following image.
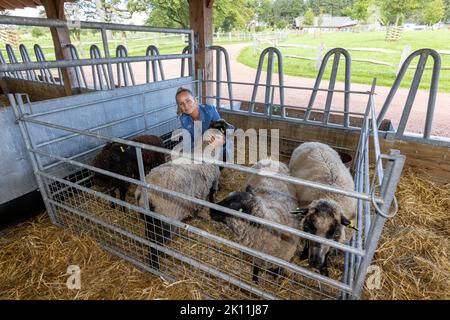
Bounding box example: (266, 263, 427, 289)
(0, 0, 75, 11)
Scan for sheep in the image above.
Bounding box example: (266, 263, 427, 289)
(135, 159, 221, 270)
(209, 159, 302, 283)
(288, 141, 357, 276)
(91, 134, 165, 206)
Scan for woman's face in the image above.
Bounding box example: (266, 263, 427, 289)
(176, 91, 198, 115)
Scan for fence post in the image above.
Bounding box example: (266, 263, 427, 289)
(315, 43, 325, 70)
(397, 45, 411, 75)
(253, 35, 258, 56)
(228, 32, 232, 41)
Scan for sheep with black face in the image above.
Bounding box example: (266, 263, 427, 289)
(289, 142, 357, 276)
(210, 159, 302, 283)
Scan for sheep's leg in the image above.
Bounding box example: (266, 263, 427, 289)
(208, 179, 219, 202)
(119, 186, 128, 212)
(319, 252, 330, 277)
(109, 189, 117, 209)
(142, 213, 172, 270)
(252, 265, 260, 283)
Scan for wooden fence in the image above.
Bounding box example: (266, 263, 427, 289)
(253, 40, 450, 73)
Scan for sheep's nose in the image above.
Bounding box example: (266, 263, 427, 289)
(309, 257, 323, 269)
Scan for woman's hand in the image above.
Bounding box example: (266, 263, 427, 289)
(208, 132, 225, 147)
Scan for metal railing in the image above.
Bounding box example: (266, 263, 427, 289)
(0, 16, 195, 90)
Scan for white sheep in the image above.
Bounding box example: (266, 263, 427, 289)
(288, 142, 357, 275)
(210, 159, 302, 283)
(135, 161, 220, 269)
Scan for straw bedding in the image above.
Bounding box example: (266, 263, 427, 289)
(0, 167, 448, 300)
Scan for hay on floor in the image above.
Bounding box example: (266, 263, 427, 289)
(0, 167, 449, 299)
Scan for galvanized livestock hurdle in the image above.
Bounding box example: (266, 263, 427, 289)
(1, 17, 410, 299)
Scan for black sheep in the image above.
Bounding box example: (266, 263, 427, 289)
(91, 135, 165, 206)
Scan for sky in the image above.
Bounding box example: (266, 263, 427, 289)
(6, 8, 41, 18)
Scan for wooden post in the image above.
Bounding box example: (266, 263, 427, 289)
(41, 0, 75, 96)
(188, 0, 214, 104)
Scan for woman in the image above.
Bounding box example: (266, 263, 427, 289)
(175, 87, 235, 162)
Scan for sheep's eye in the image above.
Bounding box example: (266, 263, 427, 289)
(304, 220, 316, 234)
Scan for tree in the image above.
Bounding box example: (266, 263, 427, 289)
(423, 0, 445, 25)
(378, 0, 422, 25)
(304, 8, 315, 25)
(344, 0, 372, 22)
(128, 0, 255, 31)
(444, 0, 450, 22)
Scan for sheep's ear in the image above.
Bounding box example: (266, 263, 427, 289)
(341, 216, 358, 231)
(289, 207, 309, 215)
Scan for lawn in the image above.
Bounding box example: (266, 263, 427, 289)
(238, 30, 450, 92)
(1, 27, 250, 60)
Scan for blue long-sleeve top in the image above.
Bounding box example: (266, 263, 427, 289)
(179, 104, 234, 161)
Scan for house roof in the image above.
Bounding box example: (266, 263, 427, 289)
(314, 15, 358, 28)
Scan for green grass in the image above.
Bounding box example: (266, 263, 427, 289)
(2, 29, 252, 60)
(237, 30, 450, 92)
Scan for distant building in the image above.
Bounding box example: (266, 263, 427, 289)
(294, 15, 358, 32)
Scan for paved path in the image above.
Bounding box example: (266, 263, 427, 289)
(219, 43, 450, 138)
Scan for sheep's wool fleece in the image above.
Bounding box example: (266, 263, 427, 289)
(138, 162, 220, 221)
(229, 159, 300, 263)
(289, 142, 356, 221)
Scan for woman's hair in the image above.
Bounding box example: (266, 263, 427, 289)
(175, 87, 194, 116)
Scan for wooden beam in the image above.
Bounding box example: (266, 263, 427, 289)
(41, 0, 75, 96)
(0, 0, 25, 9)
(188, 0, 214, 104)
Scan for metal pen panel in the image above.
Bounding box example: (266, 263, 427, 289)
(34, 44, 57, 84)
(0, 48, 12, 78)
(64, 44, 87, 89)
(376, 48, 441, 140)
(18, 44, 37, 81)
(180, 46, 191, 77)
(305, 48, 351, 127)
(5, 44, 23, 79)
(207, 45, 234, 109)
(250, 47, 284, 116)
(116, 45, 135, 87)
(145, 45, 165, 83)
(90, 44, 111, 90)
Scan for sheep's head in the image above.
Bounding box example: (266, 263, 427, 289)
(209, 191, 254, 224)
(208, 119, 235, 133)
(291, 199, 355, 273)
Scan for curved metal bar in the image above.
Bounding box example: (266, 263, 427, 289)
(180, 45, 191, 77)
(64, 44, 87, 89)
(19, 44, 37, 81)
(0, 48, 12, 77)
(6, 44, 23, 79)
(376, 48, 441, 139)
(34, 44, 56, 84)
(305, 48, 351, 127)
(115, 45, 135, 87)
(250, 47, 285, 116)
(207, 45, 234, 109)
(90, 44, 111, 90)
(145, 45, 165, 83)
